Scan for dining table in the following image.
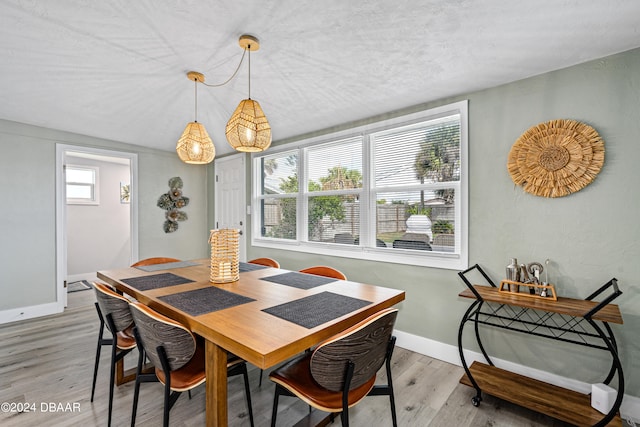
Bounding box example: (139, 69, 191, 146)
(97, 259, 405, 426)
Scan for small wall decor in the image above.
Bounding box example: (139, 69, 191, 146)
(157, 176, 189, 233)
(507, 119, 604, 198)
(120, 182, 130, 203)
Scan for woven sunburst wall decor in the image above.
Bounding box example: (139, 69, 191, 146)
(507, 119, 604, 198)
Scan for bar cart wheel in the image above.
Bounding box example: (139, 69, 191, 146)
(471, 396, 482, 407)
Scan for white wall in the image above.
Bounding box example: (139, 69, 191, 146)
(65, 156, 130, 278)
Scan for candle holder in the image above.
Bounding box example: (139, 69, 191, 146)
(208, 229, 239, 283)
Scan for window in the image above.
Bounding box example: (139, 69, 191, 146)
(252, 101, 468, 269)
(66, 165, 99, 204)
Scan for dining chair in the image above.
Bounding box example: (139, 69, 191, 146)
(248, 257, 280, 268)
(91, 282, 138, 427)
(129, 302, 255, 427)
(299, 265, 347, 281)
(269, 308, 398, 427)
(130, 257, 180, 267)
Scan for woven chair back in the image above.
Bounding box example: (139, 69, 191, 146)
(93, 282, 134, 333)
(129, 302, 196, 371)
(310, 308, 397, 392)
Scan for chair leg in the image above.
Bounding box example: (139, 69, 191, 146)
(91, 341, 101, 402)
(271, 384, 282, 427)
(386, 364, 398, 427)
(107, 338, 117, 427)
(91, 302, 105, 403)
(386, 337, 398, 427)
(389, 392, 398, 427)
(340, 362, 355, 427)
(241, 364, 255, 427)
(163, 382, 171, 427)
(157, 345, 182, 427)
(131, 347, 145, 427)
(340, 410, 349, 427)
(131, 330, 159, 427)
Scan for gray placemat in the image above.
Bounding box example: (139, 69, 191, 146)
(159, 287, 256, 316)
(260, 271, 337, 290)
(239, 262, 269, 272)
(135, 260, 201, 272)
(121, 273, 194, 291)
(262, 291, 371, 329)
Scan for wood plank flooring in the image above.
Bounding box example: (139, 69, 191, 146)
(0, 289, 626, 426)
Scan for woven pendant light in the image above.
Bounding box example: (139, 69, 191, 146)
(226, 99, 271, 152)
(176, 72, 215, 164)
(225, 35, 272, 152)
(176, 121, 215, 164)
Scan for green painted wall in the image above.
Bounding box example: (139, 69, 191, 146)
(0, 120, 210, 311)
(247, 48, 640, 396)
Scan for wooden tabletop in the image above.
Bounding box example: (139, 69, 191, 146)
(97, 259, 406, 369)
(459, 285, 622, 324)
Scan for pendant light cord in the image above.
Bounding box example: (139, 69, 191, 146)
(201, 49, 247, 88)
(194, 77, 198, 122)
(248, 46, 251, 99)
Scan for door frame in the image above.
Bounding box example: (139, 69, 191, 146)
(55, 144, 138, 307)
(214, 153, 247, 260)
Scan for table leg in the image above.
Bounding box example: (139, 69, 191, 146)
(116, 358, 154, 385)
(115, 359, 125, 385)
(206, 340, 228, 427)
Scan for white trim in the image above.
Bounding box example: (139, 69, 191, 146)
(56, 144, 139, 311)
(0, 302, 62, 325)
(394, 329, 640, 423)
(56, 146, 68, 309)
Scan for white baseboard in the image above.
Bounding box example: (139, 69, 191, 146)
(394, 329, 640, 423)
(0, 302, 63, 325)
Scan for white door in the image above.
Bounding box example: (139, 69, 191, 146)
(214, 154, 247, 261)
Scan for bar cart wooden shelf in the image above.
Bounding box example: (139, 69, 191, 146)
(457, 265, 624, 427)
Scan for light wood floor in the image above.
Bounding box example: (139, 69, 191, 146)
(0, 289, 614, 426)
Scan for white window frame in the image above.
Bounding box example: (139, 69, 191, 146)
(252, 100, 468, 270)
(65, 165, 99, 205)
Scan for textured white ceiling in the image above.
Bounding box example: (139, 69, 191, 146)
(1, 0, 640, 157)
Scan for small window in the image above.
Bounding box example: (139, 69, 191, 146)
(66, 165, 99, 205)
